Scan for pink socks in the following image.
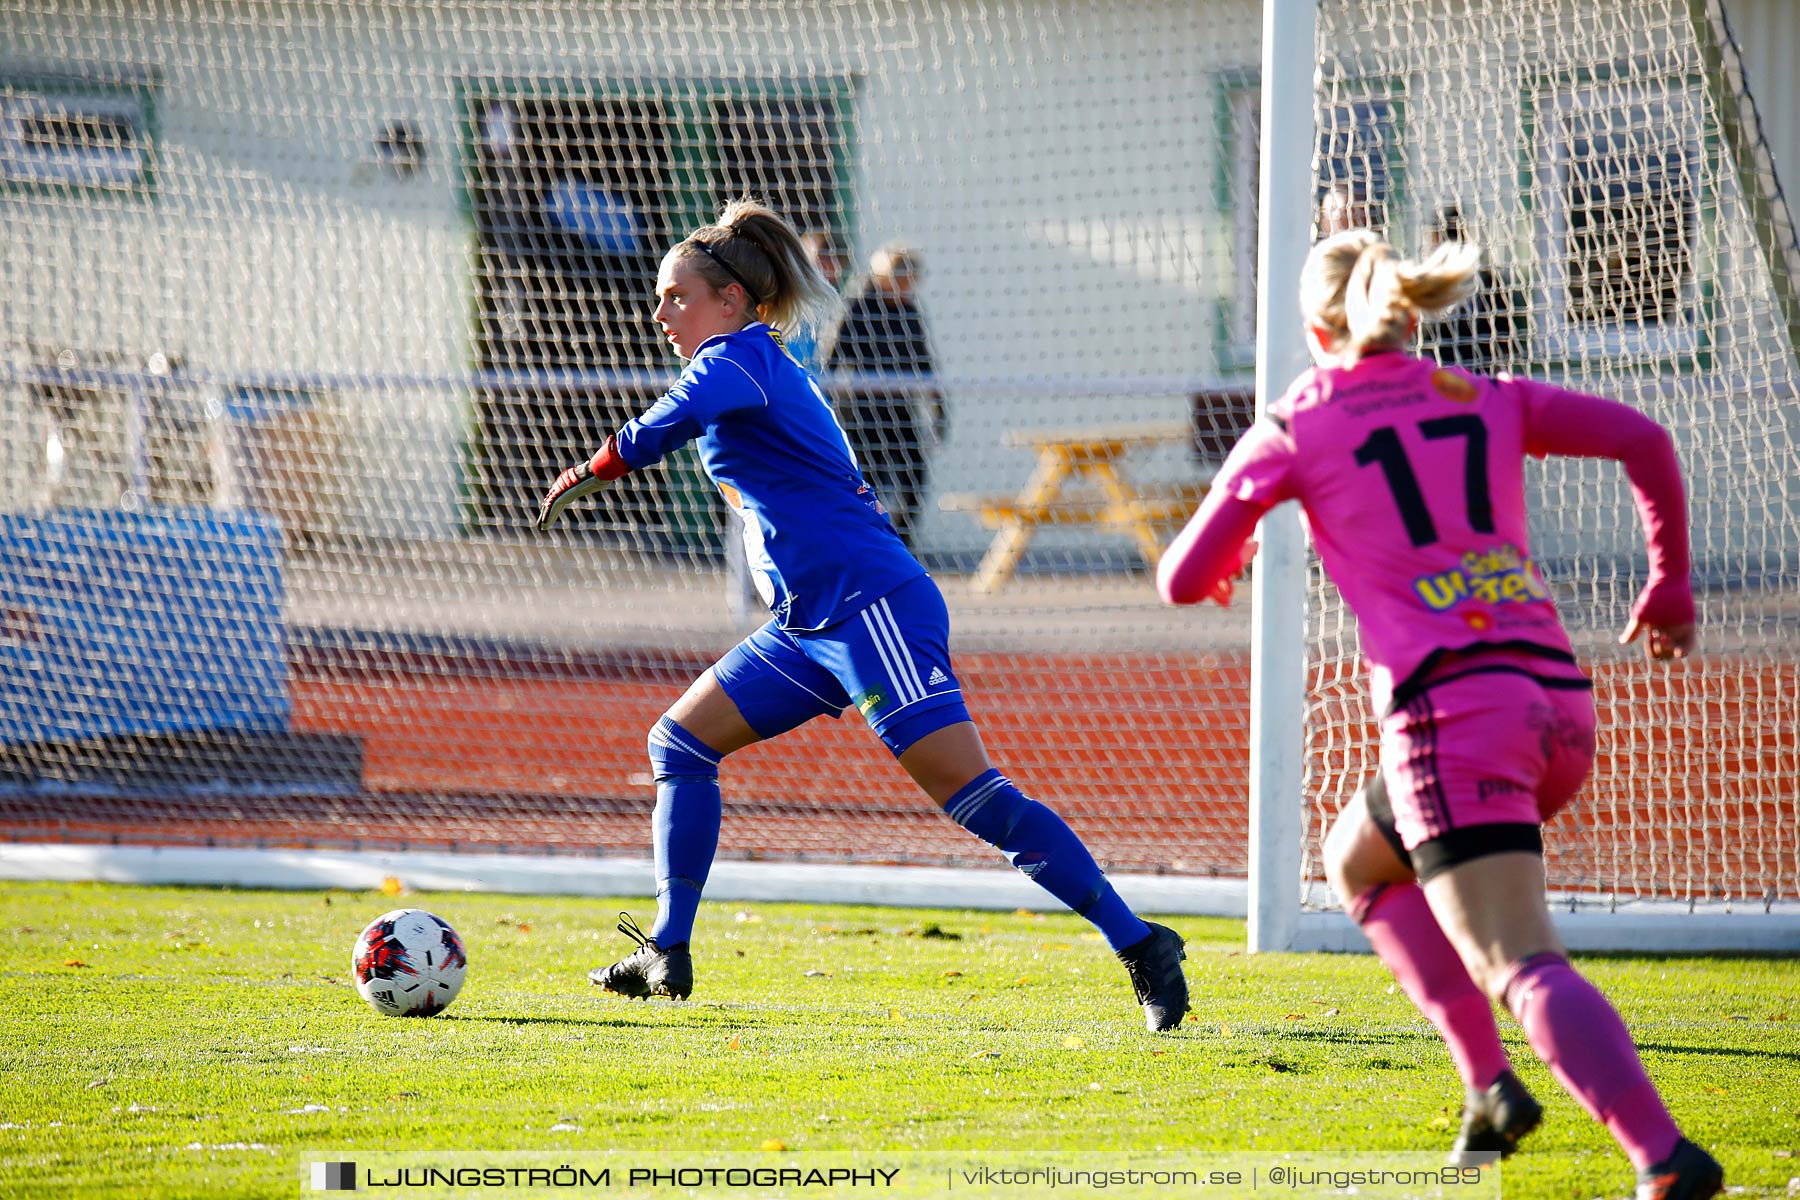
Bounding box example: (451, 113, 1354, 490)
(1503, 952, 1682, 1169)
(1351, 887, 1686, 1169)
(1353, 882, 1512, 1090)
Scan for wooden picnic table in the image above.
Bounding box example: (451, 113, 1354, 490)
(940, 420, 1209, 592)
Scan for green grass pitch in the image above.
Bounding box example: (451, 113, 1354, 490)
(0, 881, 1794, 1198)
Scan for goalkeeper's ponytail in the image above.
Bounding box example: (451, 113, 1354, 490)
(678, 198, 842, 335)
(1301, 229, 1480, 363)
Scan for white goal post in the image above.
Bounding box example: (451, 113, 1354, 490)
(1245, 0, 1318, 956)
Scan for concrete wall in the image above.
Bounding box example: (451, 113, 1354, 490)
(0, 0, 1793, 578)
(0, 0, 1262, 551)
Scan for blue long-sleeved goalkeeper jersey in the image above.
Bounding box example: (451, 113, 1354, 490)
(614, 322, 926, 631)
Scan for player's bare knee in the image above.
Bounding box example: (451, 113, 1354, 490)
(1321, 811, 1357, 886)
(1323, 848, 1365, 909)
(897, 723, 990, 806)
(1453, 935, 1541, 1001)
(1470, 956, 1516, 1003)
(1323, 806, 1403, 910)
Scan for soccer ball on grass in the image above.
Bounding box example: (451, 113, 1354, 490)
(351, 908, 467, 1017)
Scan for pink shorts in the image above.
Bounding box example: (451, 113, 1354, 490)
(1379, 664, 1597, 854)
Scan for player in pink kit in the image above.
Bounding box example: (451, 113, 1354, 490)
(1159, 230, 1721, 1200)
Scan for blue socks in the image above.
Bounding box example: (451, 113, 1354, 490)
(646, 717, 723, 947)
(645, 728, 1151, 955)
(944, 769, 1151, 951)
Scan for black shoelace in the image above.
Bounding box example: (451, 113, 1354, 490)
(616, 911, 654, 951)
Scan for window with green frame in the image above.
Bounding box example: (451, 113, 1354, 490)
(1317, 93, 1403, 236)
(1523, 67, 1711, 368)
(1214, 71, 1261, 372)
(0, 73, 158, 199)
(455, 77, 856, 548)
(458, 77, 855, 266)
(1214, 71, 1403, 373)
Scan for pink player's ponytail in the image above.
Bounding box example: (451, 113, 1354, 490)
(1302, 230, 1480, 361)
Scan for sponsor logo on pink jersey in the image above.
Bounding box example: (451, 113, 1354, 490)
(1412, 543, 1551, 612)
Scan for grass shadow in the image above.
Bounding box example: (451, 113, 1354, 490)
(452, 1014, 647, 1030)
(1634, 1040, 1800, 1065)
(1267, 1026, 1443, 1049)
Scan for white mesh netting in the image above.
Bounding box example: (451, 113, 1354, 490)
(0, 1, 1264, 873)
(1301, 0, 1799, 908)
(0, 1, 1793, 908)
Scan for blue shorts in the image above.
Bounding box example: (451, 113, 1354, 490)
(712, 574, 971, 757)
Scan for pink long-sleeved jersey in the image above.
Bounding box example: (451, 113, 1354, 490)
(1159, 350, 1694, 713)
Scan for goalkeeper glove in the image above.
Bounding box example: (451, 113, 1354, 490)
(1620, 574, 1697, 660)
(536, 436, 631, 531)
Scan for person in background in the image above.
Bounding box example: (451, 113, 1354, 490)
(1158, 229, 1720, 1200)
(1418, 204, 1520, 372)
(781, 230, 847, 373)
(1320, 181, 1382, 238)
(825, 242, 943, 551)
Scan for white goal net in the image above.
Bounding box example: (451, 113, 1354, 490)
(0, 1, 1793, 945)
(1286, 0, 1799, 942)
(0, 0, 1266, 883)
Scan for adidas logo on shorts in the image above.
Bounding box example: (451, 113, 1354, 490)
(927, 666, 949, 686)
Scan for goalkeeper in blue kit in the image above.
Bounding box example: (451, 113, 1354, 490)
(538, 198, 1189, 1030)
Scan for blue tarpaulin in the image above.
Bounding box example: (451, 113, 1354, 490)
(0, 508, 288, 745)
